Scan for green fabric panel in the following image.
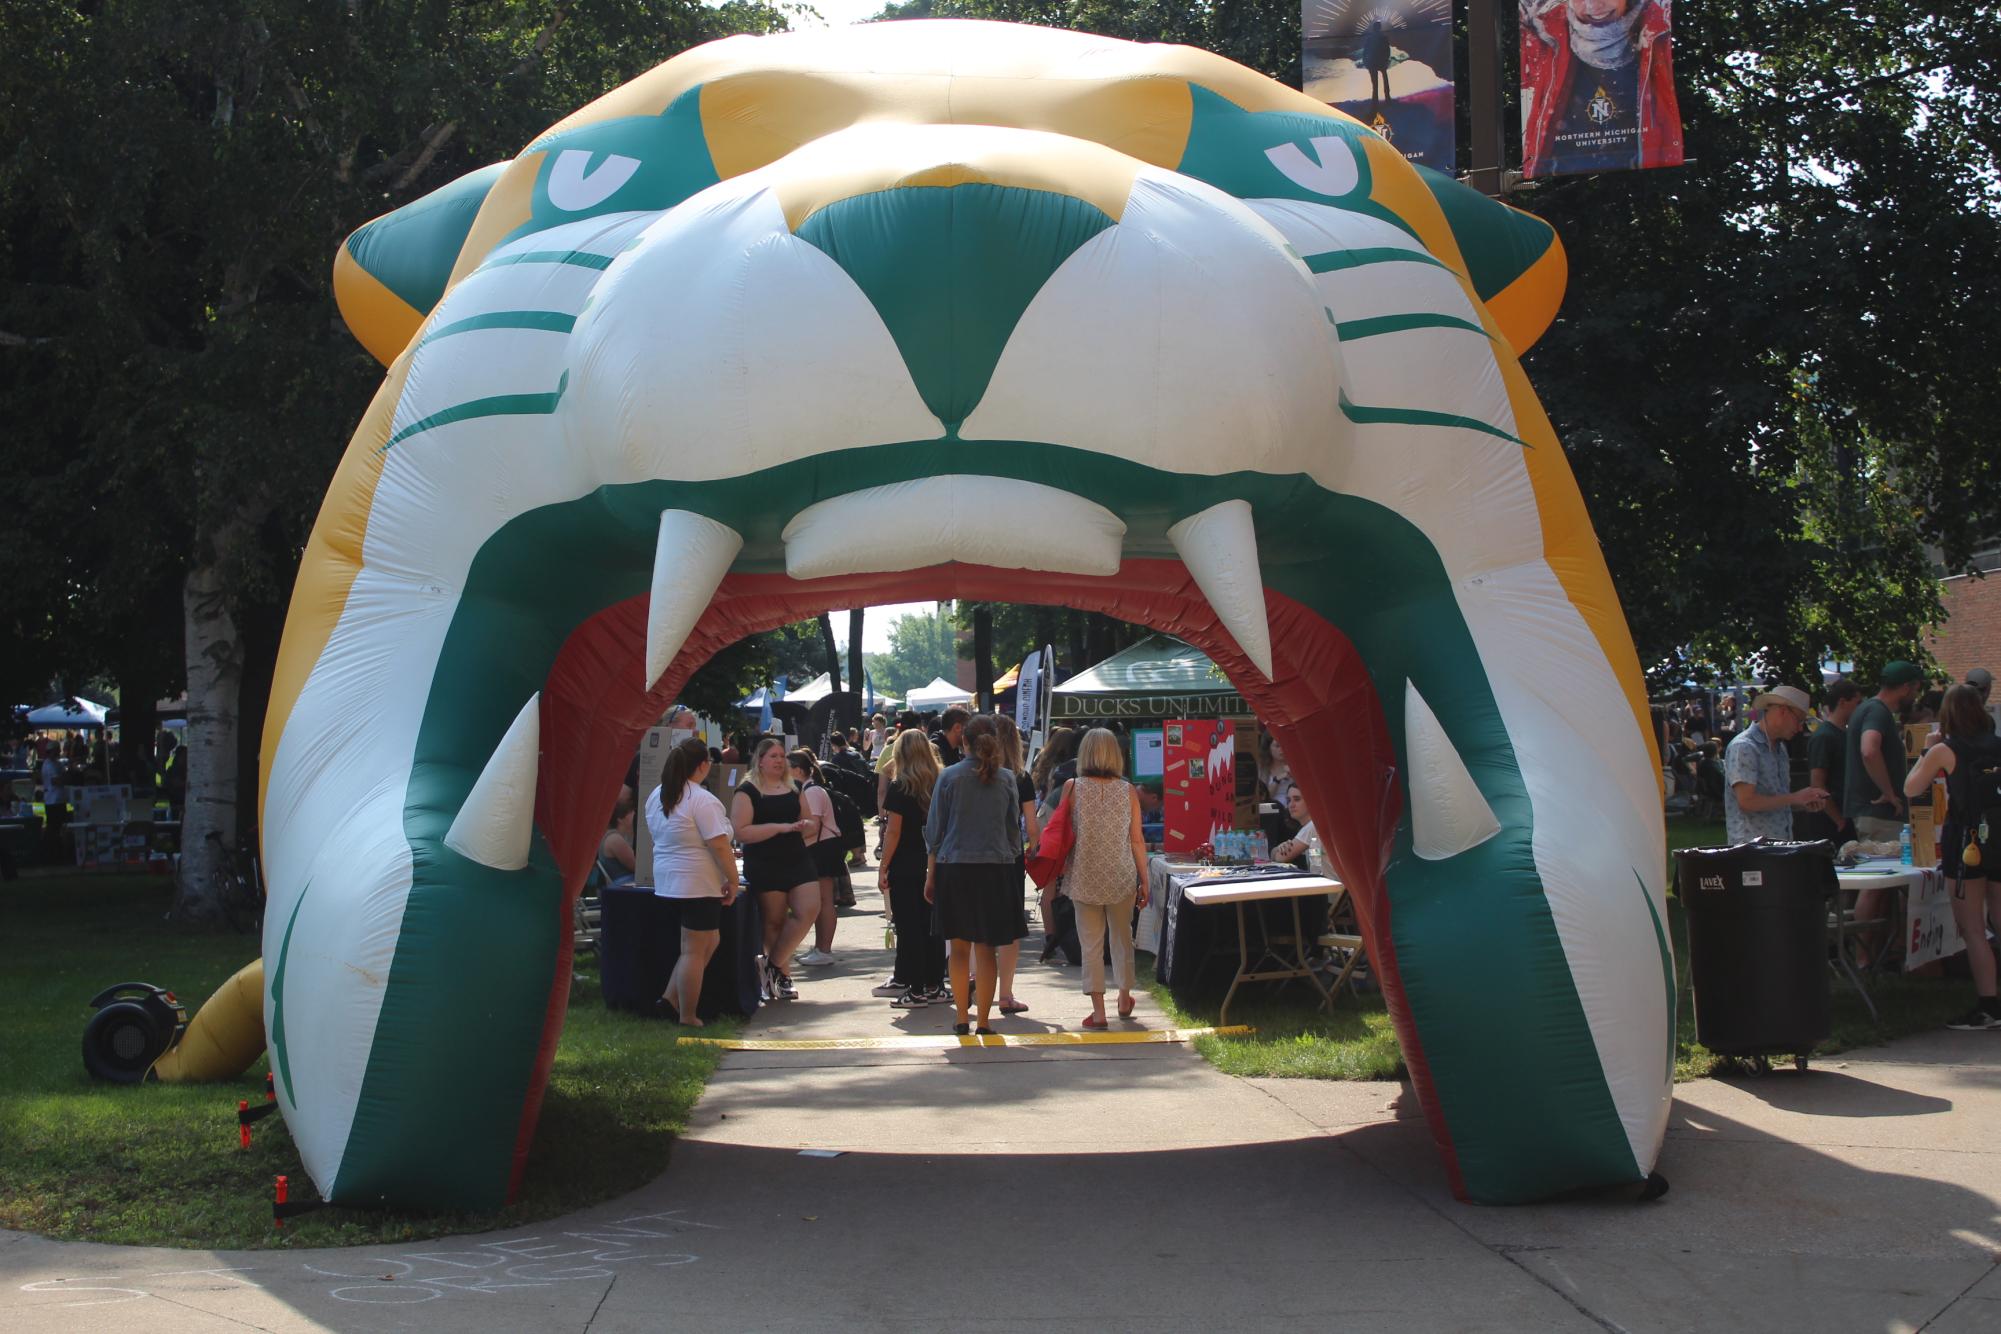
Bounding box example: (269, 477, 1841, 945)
(1339, 390, 1527, 447)
(794, 186, 1113, 432)
(266, 885, 309, 1107)
(418, 310, 577, 347)
(1174, 85, 1419, 242)
(501, 89, 721, 251)
(1307, 247, 1449, 275)
(344, 163, 508, 317)
(1335, 312, 1491, 341)
(1053, 632, 1237, 699)
(1414, 165, 1556, 303)
(337, 442, 1635, 1207)
(1637, 869, 1677, 1081)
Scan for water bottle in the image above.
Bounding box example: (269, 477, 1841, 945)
(1899, 823, 1913, 866)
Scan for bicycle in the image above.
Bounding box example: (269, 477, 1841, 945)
(205, 828, 265, 936)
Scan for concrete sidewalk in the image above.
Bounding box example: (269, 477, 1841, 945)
(3, 864, 1997, 1331)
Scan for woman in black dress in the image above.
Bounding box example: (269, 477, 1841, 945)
(730, 737, 820, 1000)
(879, 729, 946, 1007)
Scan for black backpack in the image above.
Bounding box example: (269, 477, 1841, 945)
(822, 762, 878, 818)
(811, 781, 868, 854)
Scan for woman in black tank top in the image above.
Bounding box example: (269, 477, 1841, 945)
(1905, 684, 2001, 1031)
(730, 738, 822, 1000)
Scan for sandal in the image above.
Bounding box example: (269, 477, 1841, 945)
(1081, 1014, 1108, 1030)
(952, 1022, 971, 1036)
(999, 1000, 1029, 1014)
(649, 997, 679, 1022)
(975, 1026, 997, 1037)
(1117, 998, 1135, 1020)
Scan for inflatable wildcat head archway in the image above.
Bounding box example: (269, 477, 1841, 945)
(266, 19, 1670, 1210)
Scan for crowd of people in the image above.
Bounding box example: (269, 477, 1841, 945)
(638, 707, 1159, 1035)
(1713, 661, 2001, 1033)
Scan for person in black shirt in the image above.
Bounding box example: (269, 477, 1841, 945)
(1798, 678, 1861, 845)
(1904, 686, 2001, 1030)
(933, 706, 969, 767)
(730, 737, 821, 1000)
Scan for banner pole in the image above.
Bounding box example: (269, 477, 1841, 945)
(1467, 0, 1508, 194)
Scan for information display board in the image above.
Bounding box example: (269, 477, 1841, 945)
(1162, 719, 1236, 854)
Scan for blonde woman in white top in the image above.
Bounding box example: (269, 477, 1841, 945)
(1055, 727, 1150, 1028)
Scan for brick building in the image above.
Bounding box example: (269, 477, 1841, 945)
(1927, 546, 2001, 683)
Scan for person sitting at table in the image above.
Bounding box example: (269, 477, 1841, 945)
(1273, 785, 1319, 871)
(1051, 727, 1151, 1029)
(1904, 684, 2001, 1031)
(647, 737, 740, 1026)
(600, 795, 637, 887)
(1723, 685, 1828, 844)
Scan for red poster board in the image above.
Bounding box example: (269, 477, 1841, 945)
(1162, 719, 1236, 854)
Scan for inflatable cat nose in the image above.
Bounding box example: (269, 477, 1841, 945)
(273, 19, 1668, 1211)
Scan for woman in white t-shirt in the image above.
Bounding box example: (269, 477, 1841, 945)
(1273, 784, 1320, 871)
(647, 737, 739, 1026)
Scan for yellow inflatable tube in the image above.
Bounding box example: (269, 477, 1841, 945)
(151, 959, 266, 1082)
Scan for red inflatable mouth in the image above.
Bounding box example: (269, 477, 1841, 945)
(509, 559, 1458, 1199)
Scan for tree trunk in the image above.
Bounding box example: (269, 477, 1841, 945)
(973, 604, 994, 712)
(817, 612, 842, 692)
(173, 548, 243, 924)
(845, 606, 865, 729)
(1066, 608, 1087, 675)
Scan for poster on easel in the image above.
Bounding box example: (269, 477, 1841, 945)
(1162, 719, 1236, 854)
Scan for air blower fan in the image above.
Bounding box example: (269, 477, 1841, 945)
(82, 982, 189, 1082)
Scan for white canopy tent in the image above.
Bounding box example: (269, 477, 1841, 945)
(904, 677, 973, 710)
(27, 699, 110, 728)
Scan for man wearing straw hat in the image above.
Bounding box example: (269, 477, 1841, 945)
(1723, 684, 1829, 844)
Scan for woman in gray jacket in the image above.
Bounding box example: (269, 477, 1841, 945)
(925, 715, 1027, 1035)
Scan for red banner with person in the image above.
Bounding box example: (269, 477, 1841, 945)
(1520, 0, 1684, 179)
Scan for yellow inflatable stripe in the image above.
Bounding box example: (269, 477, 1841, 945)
(257, 352, 412, 828)
(676, 1026, 1250, 1050)
(151, 959, 265, 1082)
(771, 131, 1142, 231)
(1483, 230, 1568, 358)
(1360, 136, 1470, 284)
(444, 150, 545, 292)
(1496, 347, 1663, 784)
(333, 244, 426, 366)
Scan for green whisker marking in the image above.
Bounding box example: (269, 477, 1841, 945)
(1307, 246, 1450, 275)
(382, 374, 569, 452)
(1338, 391, 1527, 447)
(478, 249, 614, 272)
(1335, 312, 1491, 341)
(418, 311, 576, 347)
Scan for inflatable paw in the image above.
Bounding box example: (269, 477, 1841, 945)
(267, 20, 1670, 1209)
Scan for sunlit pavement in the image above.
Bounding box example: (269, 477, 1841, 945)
(4, 864, 1998, 1332)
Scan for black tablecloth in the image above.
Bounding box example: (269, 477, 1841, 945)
(598, 888, 762, 1020)
(1155, 870, 1330, 989)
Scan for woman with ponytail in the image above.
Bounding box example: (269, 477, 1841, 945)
(925, 715, 1030, 1034)
(646, 736, 740, 1025)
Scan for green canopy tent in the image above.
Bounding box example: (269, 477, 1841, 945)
(1047, 634, 1251, 724)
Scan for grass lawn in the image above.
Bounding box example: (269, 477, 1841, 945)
(0, 873, 733, 1250)
(1152, 815, 1974, 1083)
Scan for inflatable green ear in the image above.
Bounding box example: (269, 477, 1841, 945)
(273, 20, 1668, 1213)
(333, 163, 506, 364)
(1413, 166, 1568, 355)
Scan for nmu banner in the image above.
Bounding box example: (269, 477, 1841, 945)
(1521, 0, 1685, 178)
(1303, 0, 1456, 173)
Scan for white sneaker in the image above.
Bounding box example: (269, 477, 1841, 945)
(797, 948, 836, 967)
(871, 978, 909, 997)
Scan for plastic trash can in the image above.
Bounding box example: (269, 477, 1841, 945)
(1672, 840, 1836, 1071)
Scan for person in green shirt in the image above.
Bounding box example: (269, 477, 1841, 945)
(1843, 661, 1925, 839)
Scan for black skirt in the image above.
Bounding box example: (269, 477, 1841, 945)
(932, 862, 1027, 946)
